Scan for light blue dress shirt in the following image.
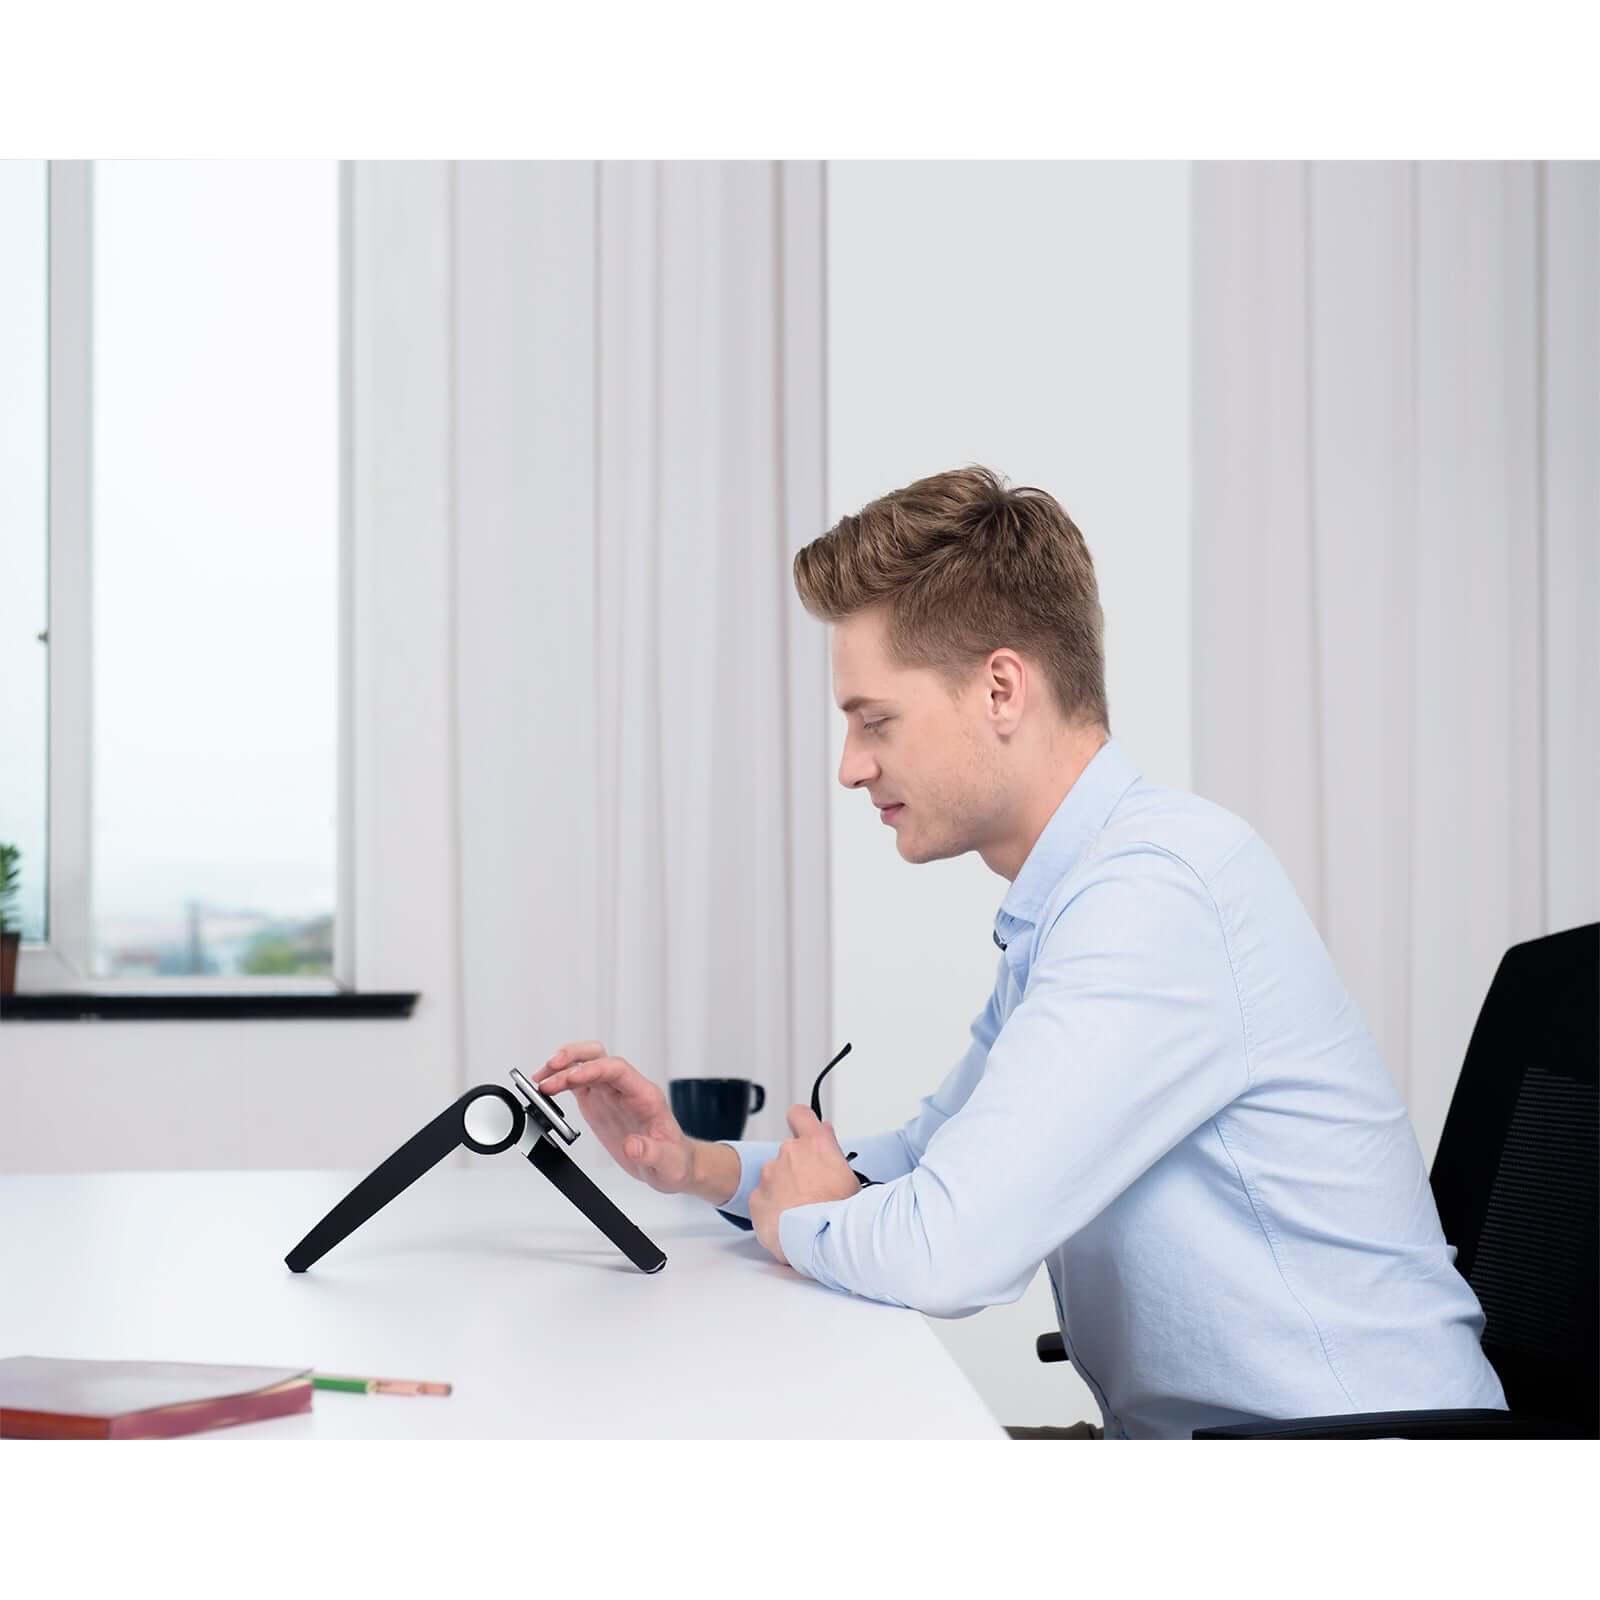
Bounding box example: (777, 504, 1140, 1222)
(717, 736, 1508, 1438)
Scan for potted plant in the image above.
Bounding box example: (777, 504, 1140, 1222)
(0, 843, 21, 998)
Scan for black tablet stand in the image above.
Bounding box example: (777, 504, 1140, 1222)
(284, 1068, 666, 1275)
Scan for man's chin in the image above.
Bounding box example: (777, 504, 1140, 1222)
(896, 825, 954, 865)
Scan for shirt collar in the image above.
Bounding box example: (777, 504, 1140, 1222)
(992, 736, 1141, 948)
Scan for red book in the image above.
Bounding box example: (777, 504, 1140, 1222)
(0, 1356, 313, 1439)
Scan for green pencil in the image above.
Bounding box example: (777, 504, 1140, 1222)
(312, 1373, 452, 1396)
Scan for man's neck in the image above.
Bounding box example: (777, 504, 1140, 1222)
(985, 728, 1109, 882)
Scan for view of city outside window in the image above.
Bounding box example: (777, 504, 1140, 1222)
(91, 160, 340, 978)
(0, 161, 49, 947)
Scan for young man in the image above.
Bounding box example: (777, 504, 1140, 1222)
(532, 465, 1506, 1440)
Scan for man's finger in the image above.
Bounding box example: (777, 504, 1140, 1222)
(532, 1042, 608, 1082)
(786, 1103, 825, 1139)
(539, 1057, 623, 1095)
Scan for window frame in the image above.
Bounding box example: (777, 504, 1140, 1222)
(17, 159, 352, 997)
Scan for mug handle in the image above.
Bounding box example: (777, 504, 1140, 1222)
(748, 1083, 766, 1115)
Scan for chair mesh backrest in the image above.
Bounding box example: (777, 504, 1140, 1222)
(1428, 923, 1599, 1434)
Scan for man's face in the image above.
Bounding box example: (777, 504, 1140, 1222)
(831, 607, 1007, 864)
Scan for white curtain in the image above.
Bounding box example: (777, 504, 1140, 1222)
(593, 161, 832, 1134)
(1192, 161, 1598, 1167)
(451, 162, 830, 1142)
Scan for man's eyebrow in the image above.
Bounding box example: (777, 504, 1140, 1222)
(838, 696, 891, 714)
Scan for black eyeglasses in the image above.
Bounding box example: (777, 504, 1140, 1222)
(810, 1042, 874, 1185)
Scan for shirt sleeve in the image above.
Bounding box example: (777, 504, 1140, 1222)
(711, 1140, 780, 1222)
(776, 845, 1252, 1317)
(711, 959, 1011, 1227)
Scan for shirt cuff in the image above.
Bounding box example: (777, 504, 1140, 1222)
(710, 1140, 780, 1220)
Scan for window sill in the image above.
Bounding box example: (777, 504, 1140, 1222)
(0, 991, 419, 1022)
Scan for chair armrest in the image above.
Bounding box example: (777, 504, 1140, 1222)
(1036, 1331, 1069, 1364)
(1193, 1408, 1588, 1439)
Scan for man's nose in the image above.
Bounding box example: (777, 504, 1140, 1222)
(838, 737, 878, 791)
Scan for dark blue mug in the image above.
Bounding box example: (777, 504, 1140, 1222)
(669, 1077, 766, 1142)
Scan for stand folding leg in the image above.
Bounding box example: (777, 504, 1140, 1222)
(285, 1081, 667, 1276)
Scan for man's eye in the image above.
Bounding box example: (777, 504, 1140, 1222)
(863, 721, 887, 735)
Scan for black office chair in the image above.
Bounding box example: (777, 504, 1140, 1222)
(1035, 923, 1599, 1439)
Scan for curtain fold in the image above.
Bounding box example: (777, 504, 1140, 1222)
(1193, 161, 1598, 1167)
(594, 163, 831, 1135)
(454, 161, 829, 1143)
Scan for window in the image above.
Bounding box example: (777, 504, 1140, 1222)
(2, 160, 344, 991)
(0, 162, 48, 947)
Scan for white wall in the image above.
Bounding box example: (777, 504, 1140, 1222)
(825, 160, 1192, 1427)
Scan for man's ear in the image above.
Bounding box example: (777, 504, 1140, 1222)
(985, 648, 1028, 731)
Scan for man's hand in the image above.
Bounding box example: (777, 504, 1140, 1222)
(529, 1042, 696, 1195)
(749, 1104, 862, 1266)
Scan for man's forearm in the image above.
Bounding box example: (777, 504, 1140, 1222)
(686, 1138, 741, 1206)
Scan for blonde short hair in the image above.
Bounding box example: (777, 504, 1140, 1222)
(793, 465, 1109, 732)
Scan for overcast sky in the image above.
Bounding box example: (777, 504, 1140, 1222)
(1, 160, 339, 934)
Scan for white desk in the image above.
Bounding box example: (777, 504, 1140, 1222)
(0, 1147, 1004, 1438)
